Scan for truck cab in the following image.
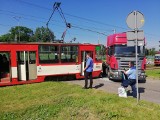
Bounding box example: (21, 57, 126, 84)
(105, 33, 146, 82)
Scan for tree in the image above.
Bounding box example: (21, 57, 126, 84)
(0, 33, 12, 42)
(0, 26, 33, 42)
(30, 27, 55, 42)
(99, 45, 106, 58)
(10, 26, 33, 42)
(147, 48, 156, 56)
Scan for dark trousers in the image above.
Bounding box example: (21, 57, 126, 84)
(84, 72, 93, 88)
(122, 79, 137, 97)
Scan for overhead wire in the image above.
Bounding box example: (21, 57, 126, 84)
(0, 13, 158, 42)
(15, 0, 51, 10)
(0, 9, 113, 36)
(14, 0, 126, 30)
(2, 0, 160, 41)
(0, 10, 159, 42)
(72, 25, 107, 36)
(0, 9, 114, 35)
(0, 23, 13, 27)
(14, 0, 160, 40)
(0, 12, 96, 40)
(0, 12, 66, 35)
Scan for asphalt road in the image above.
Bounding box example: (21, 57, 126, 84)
(65, 77, 160, 104)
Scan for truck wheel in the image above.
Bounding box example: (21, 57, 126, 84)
(102, 64, 106, 76)
(105, 68, 108, 77)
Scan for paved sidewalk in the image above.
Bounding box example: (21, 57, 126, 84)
(65, 77, 160, 104)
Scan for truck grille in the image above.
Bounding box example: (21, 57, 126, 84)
(117, 57, 142, 70)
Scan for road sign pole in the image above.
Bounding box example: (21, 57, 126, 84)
(134, 11, 139, 104)
(126, 10, 145, 104)
(136, 32, 139, 104)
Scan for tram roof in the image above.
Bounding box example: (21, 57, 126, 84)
(0, 42, 101, 46)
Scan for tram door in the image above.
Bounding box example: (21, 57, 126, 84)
(17, 51, 37, 81)
(81, 51, 93, 76)
(0, 52, 11, 83)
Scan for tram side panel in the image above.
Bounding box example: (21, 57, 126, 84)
(0, 43, 102, 86)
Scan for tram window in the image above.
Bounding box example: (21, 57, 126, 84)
(61, 46, 78, 63)
(29, 52, 36, 64)
(95, 46, 102, 61)
(81, 51, 93, 62)
(17, 51, 28, 64)
(39, 45, 59, 64)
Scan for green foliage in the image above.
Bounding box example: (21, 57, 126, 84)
(146, 66, 160, 80)
(146, 48, 156, 56)
(0, 33, 12, 42)
(10, 26, 33, 42)
(100, 44, 106, 56)
(0, 82, 160, 120)
(30, 26, 55, 42)
(0, 26, 55, 42)
(0, 26, 33, 42)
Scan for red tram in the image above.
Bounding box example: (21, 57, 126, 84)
(0, 42, 102, 86)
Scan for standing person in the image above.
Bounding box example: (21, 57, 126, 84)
(122, 61, 137, 98)
(83, 52, 94, 89)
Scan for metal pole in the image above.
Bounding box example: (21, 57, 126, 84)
(113, 29, 116, 34)
(134, 11, 139, 104)
(98, 35, 100, 44)
(18, 21, 20, 42)
(13, 16, 21, 42)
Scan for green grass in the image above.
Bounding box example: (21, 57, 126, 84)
(146, 69, 160, 80)
(0, 82, 160, 120)
(146, 64, 160, 80)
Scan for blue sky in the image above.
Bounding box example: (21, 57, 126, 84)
(0, 0, 160, 49)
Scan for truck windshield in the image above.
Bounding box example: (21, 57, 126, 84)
(114, 45, 145, 56)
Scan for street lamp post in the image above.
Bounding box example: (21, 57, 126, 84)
(112, 29, 116, 34)
(13, 16, 21, 42)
